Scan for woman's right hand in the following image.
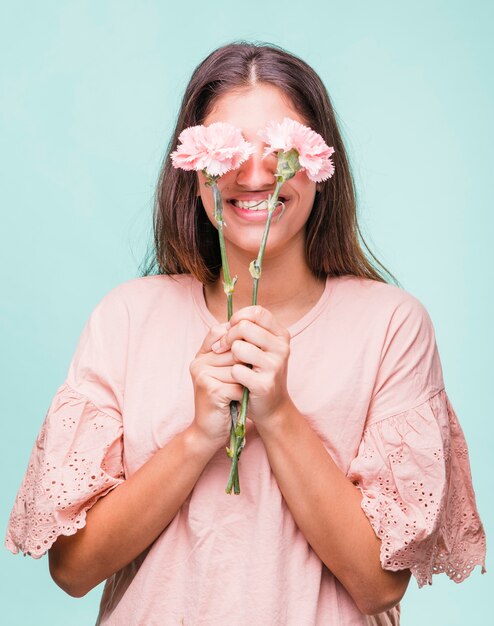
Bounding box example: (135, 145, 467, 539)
(189, 323, 244, 453)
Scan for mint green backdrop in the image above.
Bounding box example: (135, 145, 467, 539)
(1, 1, 491, 624)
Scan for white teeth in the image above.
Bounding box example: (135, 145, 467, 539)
(232, 199, 270, 211)
(230, 198, 288, 211)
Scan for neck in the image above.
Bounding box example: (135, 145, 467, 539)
(204, 243, 326, 323)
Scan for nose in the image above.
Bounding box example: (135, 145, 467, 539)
(235, 143, 277, 189)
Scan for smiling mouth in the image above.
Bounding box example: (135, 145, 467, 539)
(228, 197, 288, 211)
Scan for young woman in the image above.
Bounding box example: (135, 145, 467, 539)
(5, 42, 486, 625)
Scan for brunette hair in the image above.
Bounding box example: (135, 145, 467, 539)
(139, 41, 399, 286)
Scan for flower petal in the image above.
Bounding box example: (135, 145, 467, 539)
(258, 117, 335, 182)
(171, 122, 254, 177)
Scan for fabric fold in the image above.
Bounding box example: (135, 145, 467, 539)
(347, 388, 486, 587)
(5, 382, 125, 559)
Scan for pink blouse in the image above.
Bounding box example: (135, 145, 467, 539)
(5, 274, 487, 625)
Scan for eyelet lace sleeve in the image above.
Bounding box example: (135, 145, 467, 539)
(5, 288, 129, 560)
(5, 382, 124, 559)
(5, 383, 124, 558)
(347, 389, 486, 587)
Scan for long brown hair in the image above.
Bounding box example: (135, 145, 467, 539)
(139, 41, 399, 287)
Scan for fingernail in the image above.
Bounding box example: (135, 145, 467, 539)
(225, 321, 231, 330)
(211, 340, 222, 352)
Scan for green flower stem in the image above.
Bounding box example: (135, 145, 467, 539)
(212, 183, 236, 316)
(225, 179, 284, 495)
(208, 177, 240, 484)
(251, 180, 284, 302)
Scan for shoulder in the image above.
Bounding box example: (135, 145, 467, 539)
(82, 274, 199, 333)
(335, 277, 444, 409)
(333, 275, 434, 332)
(335, 278, 442, 395)
(96, 273, 198, 312)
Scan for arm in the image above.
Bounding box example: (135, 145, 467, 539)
(213, 306, 410, 616)
(49, 424, 217, 597)
(256, 400, 411, 616)
(49, 321, 241, 597)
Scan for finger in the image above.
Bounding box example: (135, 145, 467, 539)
(228, 306, 289, 338)
(208, 365, 242, 384)
(213, 319, 290, 361)
(197, 322, 230, 355)
(231, 362, 259, 391)
(219, 382, 244, 404)
(211, 319, 273, 354)
(229, 339, 270, 370)
(202, 350, 237, 367)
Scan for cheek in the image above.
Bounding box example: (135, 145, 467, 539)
(201, 197, 217, 232)
(293, 172, 316, 198)
(197, 177, 214, 211)
(295, 186, 317, 215)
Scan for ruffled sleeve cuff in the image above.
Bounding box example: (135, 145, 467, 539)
(347, 389, 487, 588)
(5, 382, 125, 559)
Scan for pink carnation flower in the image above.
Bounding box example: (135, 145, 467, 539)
(171, 122, 255, 177)
(258, 117, 335, 183)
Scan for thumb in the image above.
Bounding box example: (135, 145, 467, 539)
(197, 322, 230, 355)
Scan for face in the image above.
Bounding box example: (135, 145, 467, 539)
(197, 83, 318, 262)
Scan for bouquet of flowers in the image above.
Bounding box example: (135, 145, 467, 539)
(172, 117, 335, 494)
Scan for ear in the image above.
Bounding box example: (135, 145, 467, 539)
(316, 183, 323, 192)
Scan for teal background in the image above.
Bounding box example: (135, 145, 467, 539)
(1, 1, 491, 624)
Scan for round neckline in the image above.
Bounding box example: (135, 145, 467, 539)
(191, 275, 337, 338)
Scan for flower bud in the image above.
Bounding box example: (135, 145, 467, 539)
(275, 148, 301, 182)
(249, 260, 261, 280)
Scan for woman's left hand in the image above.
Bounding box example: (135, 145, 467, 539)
(211, 305, 292, 427)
